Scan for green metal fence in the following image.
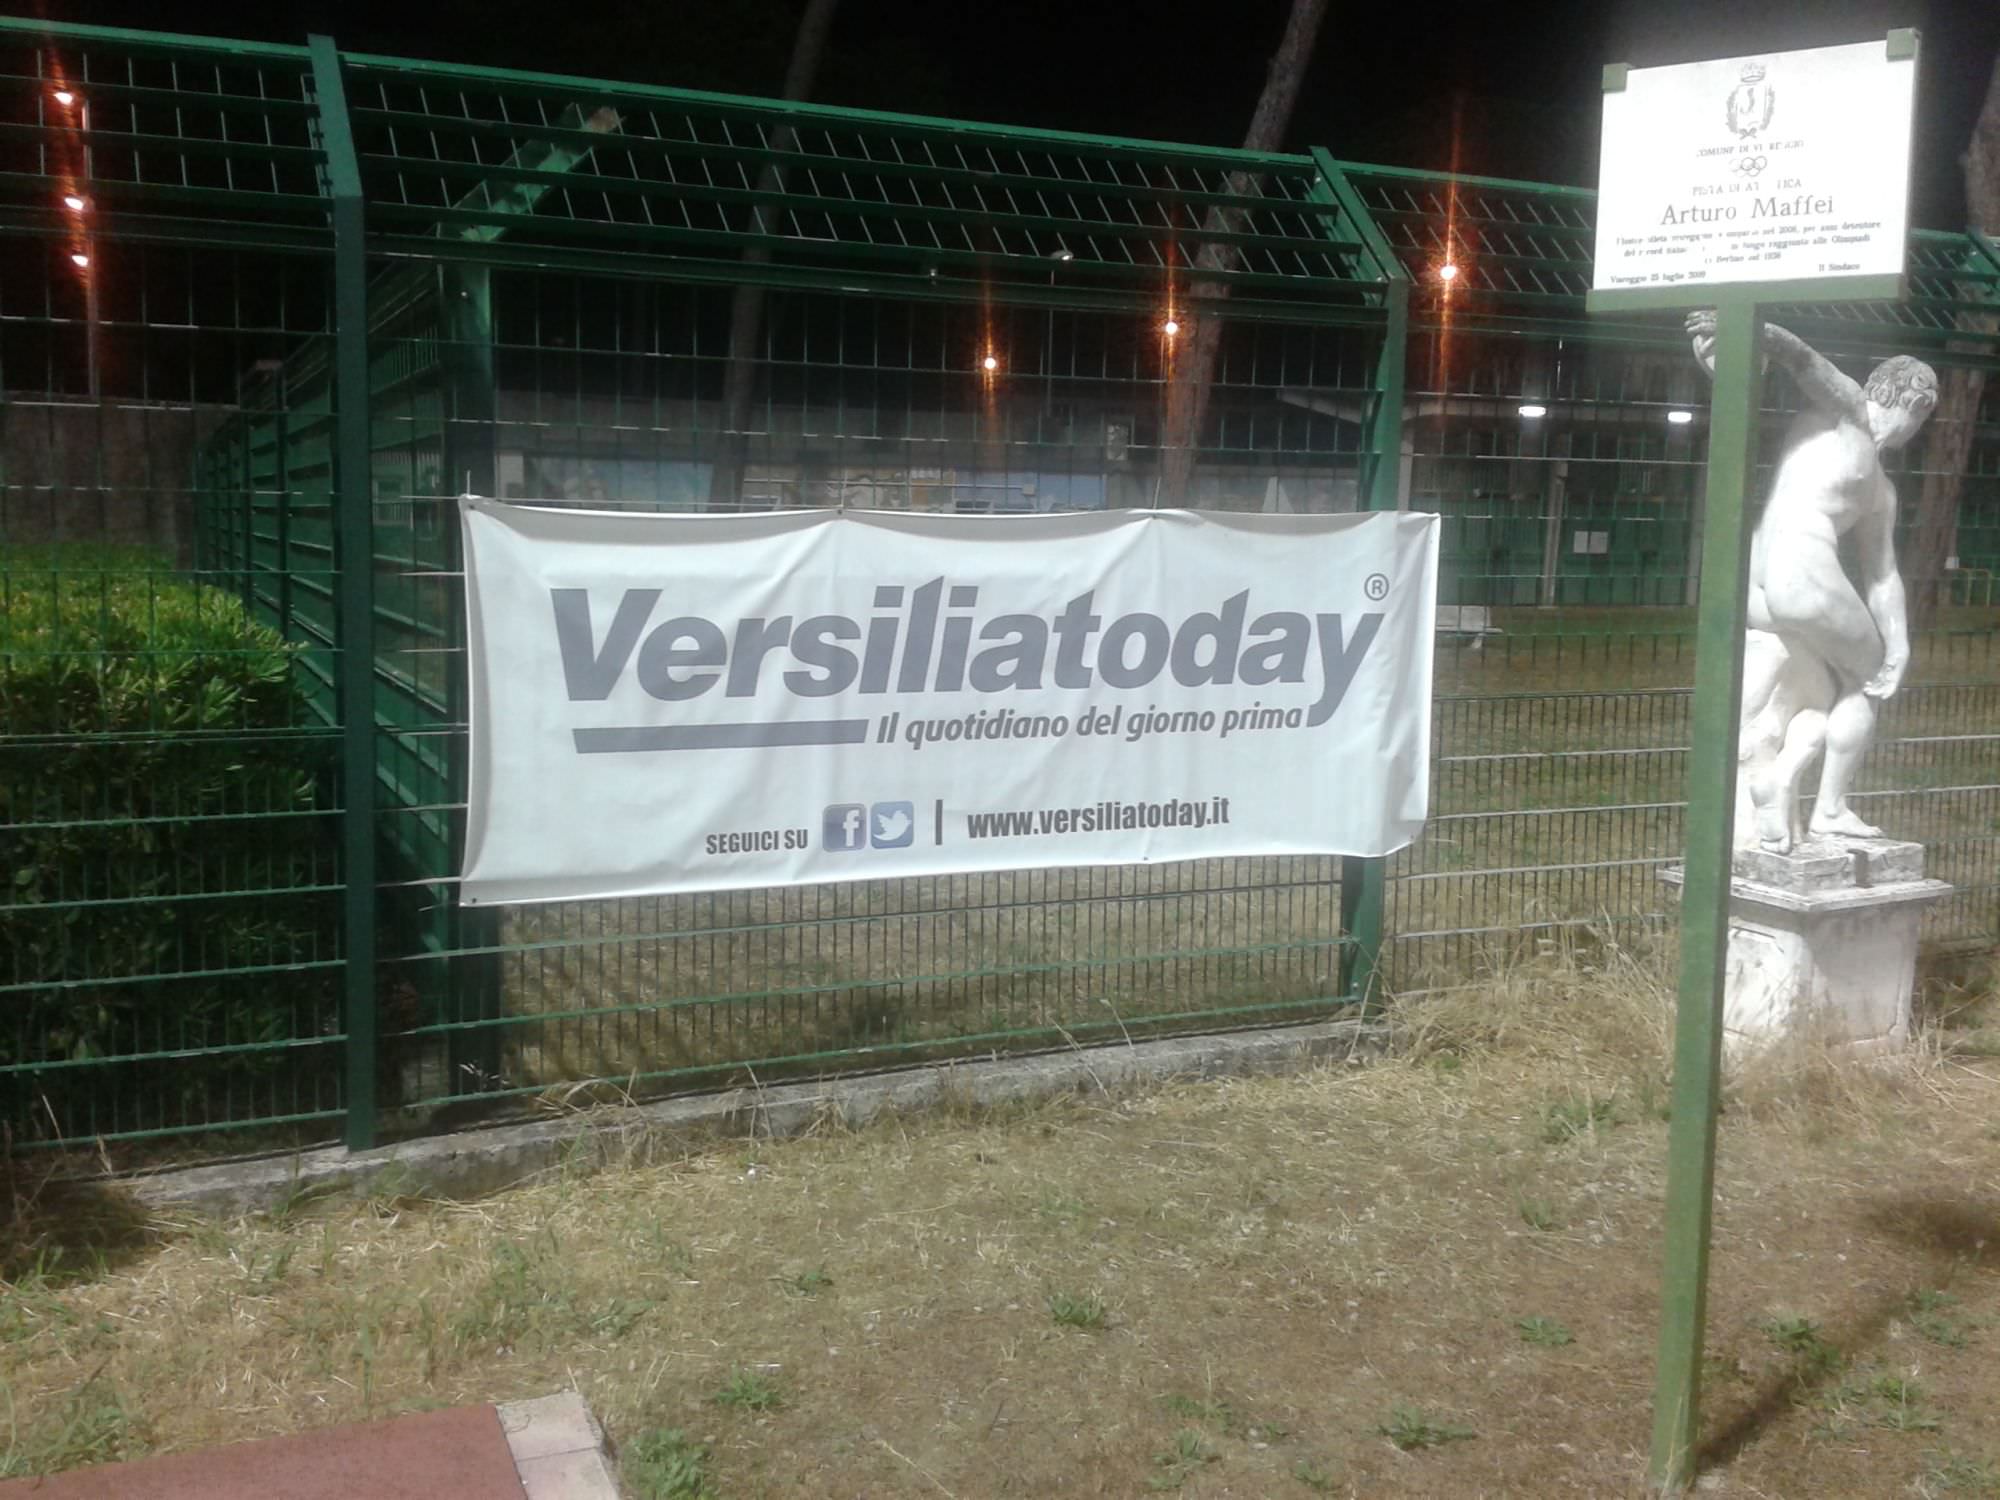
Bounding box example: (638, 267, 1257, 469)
(4, 17, 1998, 1159)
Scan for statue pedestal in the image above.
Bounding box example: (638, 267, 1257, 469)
(1661, 840, 1950, 1056)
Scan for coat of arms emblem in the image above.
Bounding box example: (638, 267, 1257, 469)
(1726, 61, 1775, 139)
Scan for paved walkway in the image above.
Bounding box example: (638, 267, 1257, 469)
(0, 1393, 618, 1499)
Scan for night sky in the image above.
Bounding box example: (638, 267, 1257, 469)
(44, 0, 2000, 228)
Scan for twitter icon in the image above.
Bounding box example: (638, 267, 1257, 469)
(870, 801, 916, 849)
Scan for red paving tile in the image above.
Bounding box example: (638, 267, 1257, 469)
(0, 1404, 527, 1500)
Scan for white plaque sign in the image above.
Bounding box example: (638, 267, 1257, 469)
(1593, 39, 1915, 296)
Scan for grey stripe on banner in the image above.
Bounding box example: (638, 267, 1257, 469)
(573, 721, 869, 752)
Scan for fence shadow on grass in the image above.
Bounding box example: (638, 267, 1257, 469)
(0, 1168, 157, 1285)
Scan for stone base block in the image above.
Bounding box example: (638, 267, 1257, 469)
(1662, 838, 1950, 1055)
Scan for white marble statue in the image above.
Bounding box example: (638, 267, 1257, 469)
(1685, 311, 1939, 855)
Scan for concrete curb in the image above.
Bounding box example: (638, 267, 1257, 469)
(498, 1393, 621, 1500)
(127, 1018, 1388, 1218)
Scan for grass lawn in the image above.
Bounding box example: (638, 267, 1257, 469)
(5, 945, 1999, 1497)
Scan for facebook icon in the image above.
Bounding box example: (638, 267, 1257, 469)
(822, 803, 868, 853)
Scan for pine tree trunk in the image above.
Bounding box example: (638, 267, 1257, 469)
(1156, 0, 1329, 507)
(1906, 52, 2000, 625)
(706, 0, 841, 509)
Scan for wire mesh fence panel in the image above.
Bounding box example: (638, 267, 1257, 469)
(1346, 162, 2000, 682)
(362, 276, 1380, 1120)
(1393, 682, 2000, 986)
(435, 857, 1353, 1106)
(0, 24, 357, 1149)
(3, 19, 1997, 1157)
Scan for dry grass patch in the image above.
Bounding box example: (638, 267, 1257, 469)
(3, 939, 1998, 1495)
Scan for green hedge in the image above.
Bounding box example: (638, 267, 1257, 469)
(1, 546, 340, 1141)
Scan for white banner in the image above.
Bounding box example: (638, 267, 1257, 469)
(459, 501, 1438, 905)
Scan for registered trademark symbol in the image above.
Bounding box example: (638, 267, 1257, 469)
(1364, 573, 1389, 601)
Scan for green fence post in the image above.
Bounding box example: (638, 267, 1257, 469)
(274, 401, 293, 633)
(1309, 150, 1410, 1010)
(308, 35, 380, 1152)
(441, 264, 505, 1089)
(1649, 294, 1761, 1494)
(1366, 276, 1410, 510)
(237, 423, 256, 610)
(1340, 265, 1410, 1008)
